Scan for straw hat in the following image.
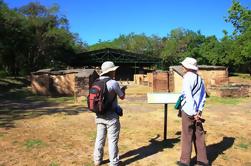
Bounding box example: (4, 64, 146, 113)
(181, 57, 198, 71)
(100, 61, 119, 76)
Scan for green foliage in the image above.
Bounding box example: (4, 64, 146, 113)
(0, 70, 8, 77)
(1, 0, 251, 75)
(0, 1, 87, 76)
(161, 28, 206, 68)
(224, 0, 251, 74)
(89, 33, 162, 58)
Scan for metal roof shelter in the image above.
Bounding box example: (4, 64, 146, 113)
(71, 48, 161, 67)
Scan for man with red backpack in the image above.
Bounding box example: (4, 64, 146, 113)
(91, 61, 126, 166)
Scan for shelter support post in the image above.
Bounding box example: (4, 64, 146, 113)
(164, 104, 168, 140)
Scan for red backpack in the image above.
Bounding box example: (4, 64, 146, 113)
(87, 78, 112, 114)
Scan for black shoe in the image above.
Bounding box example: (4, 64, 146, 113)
(196, 161, 209, 166)
(176, 161, 189, 166)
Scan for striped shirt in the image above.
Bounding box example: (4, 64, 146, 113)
(181, 71, 206, 116)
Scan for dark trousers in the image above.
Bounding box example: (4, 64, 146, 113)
(180, 111, 208, 165)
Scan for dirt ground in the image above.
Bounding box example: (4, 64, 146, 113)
(0, 83, 251, 166)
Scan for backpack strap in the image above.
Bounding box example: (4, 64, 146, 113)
(101, 77, 117, 111)
(191, 74, 204, 112)
(181, 74, 199, 110)
(191, 74, 199, 95)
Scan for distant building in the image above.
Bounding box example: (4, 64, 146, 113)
(169, 65, 229, 94)
(31, 69, 98, 97)
(74, 48, 161, 80)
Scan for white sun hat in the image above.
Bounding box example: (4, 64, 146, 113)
(100, 61, 119, 76)
(181, 57, 198, 71)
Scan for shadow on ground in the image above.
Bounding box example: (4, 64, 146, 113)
(102, 134, 180, 165)
(0, 103, 87, 128)
(190, 136, 235, 166)
(0, 77, 29, 92)
(0, 85, 87, 128)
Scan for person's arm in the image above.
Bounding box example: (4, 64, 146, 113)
(182, 74, 196, 114)
(194, 81, 206, 122)
(194, 81, 206, 123)
(198, 81, 206, 112)
(113, 81, 126, 100)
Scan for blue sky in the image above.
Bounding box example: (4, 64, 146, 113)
(4, 0, 251, 45)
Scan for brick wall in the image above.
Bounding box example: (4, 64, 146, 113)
(147, 71, 169, 92)
(173, 72, 183, 93)
(50, 74, 75, 96)
(209, 84, 250, 97)
(31, 69, 98, 97)
(31, 74, 50, 95)
(198, 69, 229, 87)
(75, 71, 98, 97)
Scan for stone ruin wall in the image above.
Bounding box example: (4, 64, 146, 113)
(31, 73, 51, 95)
(198, 69, 229, 88)
(50, 74, 76, 96)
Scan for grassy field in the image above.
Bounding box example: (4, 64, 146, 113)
(0, 77, 250, 166)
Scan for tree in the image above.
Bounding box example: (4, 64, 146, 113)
(160, 28, 205, 68)
(0, 1, 30, 75)
(225, 0, 251, 74)
(0, 1, 86, 75)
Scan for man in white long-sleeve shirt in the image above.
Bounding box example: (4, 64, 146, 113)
(177, 57, 208, 166)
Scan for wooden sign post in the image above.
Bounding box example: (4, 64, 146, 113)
(147, 93, 180, 140)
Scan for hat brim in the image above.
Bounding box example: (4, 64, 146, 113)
(100, 66, 119, 76)
(181, 62, 198, 71)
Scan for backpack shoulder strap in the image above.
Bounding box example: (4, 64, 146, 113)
(191, 74, 198, 93)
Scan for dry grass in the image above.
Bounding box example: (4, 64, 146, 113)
(0, 84, 251, 166)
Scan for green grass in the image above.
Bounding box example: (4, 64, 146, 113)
(49, 162, 59, 166)
(230, 73, 251, 80)
(1, 88, 33, 100)
(24, 139, 47, 149)
(0, 86, 74, 103)
(88, 131, 96, 142)
(83, 162, 92, 166)
(238, 143, 249, 150)
(0, 77, 25, 85)
(206, 96, 246, 105)
(0, 132, 6, 138)
(0, 70, 8, 77)
(0, 77, 74, 104)
(46, 96, 74, 103)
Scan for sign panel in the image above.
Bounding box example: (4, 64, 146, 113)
(147, 93, 181, 104)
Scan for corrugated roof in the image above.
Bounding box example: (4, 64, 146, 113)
(169, 66, 185, 76)
(197, 65, 226, 70)
(76, 69, 96, 77)
(32, 68, 96, 77)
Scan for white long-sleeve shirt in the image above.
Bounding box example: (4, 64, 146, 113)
(181, 71, 206, 116)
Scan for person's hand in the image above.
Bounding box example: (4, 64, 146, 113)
(194, 112, 205, 123)
(121, 85, 127, 91)
(194, 111, 202, 121)
(194, 113, 201, 121)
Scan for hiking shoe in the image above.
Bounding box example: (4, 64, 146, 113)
(195, 161, 209, 166)
(176, 161, 189, 166)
